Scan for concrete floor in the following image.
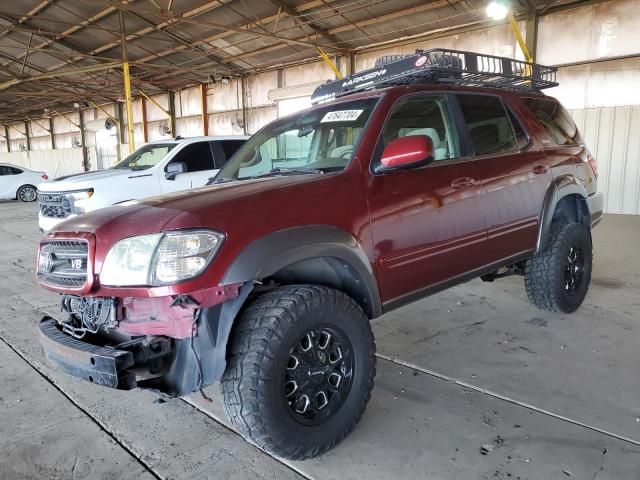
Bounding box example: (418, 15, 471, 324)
(0, 201, 638, 480)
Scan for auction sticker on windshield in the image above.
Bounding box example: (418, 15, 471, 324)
(321, 109, 363, 123)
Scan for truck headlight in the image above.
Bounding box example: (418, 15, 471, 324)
(100, 230, 224, 287)
(66, 189, 94, 201)
(66, 189, 94, 214)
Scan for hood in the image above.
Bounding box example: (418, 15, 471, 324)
(138, 174, 327, 230)
(37, 168, 139, 192)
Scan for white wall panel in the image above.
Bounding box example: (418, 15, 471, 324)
(0, 147, 96, 178)
(246, 71, 278, 107)
(571, 105, 640, 214)
(176, 116, 203, 137)
(146, 94, 170, 122)
(537, 0, 640, 66)
(178, 87, 203, 117)
(208, 79, 241, 112)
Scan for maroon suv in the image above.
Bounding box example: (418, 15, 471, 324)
(36, 50, 602, 460)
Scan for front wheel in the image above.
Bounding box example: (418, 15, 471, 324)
(17, 184, 37, 202)
(221, 285, 376, 460)
(525, 222, 593, 313)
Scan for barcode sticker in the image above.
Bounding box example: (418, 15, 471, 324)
(320, 109, 363, 123)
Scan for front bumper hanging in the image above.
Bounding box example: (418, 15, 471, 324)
(39, 317, 136, 389)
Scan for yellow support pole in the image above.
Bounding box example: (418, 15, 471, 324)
(122, 61, 135, 154)
(120, 10, 135, 154)
(507, 12, 534, 63)
(316, 46, 343, 80)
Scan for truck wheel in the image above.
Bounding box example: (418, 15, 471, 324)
(525, 222, 592, 313)
(221, 285, 376, 460)
(17, 184, 37, 202)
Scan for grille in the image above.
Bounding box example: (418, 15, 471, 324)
(38, 192, 71, 219)
(37, 240, 89, 289)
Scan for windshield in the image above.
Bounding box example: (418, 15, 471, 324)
(113, 143, 177, 170)
(215, 98, 378, 182)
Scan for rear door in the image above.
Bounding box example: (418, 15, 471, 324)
(367, 93, 486, 305)
(454, 93, 549, 263)
(161, 141, 217, 193)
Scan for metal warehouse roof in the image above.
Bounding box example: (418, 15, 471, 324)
(0, 0, 572, 123)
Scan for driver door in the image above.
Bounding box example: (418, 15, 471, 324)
(161, 141, 218, 193)
(367, 94, 487, 306)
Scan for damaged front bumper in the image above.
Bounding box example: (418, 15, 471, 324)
(39, 317, 137, 389)
(38, 283, 253, 396)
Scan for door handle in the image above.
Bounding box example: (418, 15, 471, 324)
(450, 177, 475, 189)
(532, 165, 548, 175)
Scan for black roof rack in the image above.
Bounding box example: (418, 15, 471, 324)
(310, 49, 558, 104)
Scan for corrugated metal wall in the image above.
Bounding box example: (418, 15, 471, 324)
(571, 106, 640, 214)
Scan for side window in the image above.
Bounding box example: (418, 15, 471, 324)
(457, 94, 519, 156)
(0, 166, 19, 175)
(523, 98, 583, 146)
(379, 95, 458, 163)
(218, 140, 246, 164)
(169, 142, 215, 173)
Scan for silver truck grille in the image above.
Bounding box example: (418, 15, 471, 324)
(37, 240, 89, 288)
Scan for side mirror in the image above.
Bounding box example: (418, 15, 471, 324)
(378, 135, 434, 172)
(165, 161, 187, 180)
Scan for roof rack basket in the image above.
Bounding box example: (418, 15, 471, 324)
(311, 49, 558, 104)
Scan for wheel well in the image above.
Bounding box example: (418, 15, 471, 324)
(265, 257, 376, 319)
(552, 194, 590, 227)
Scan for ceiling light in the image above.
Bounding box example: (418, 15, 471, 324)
(486, 0, 509, 20)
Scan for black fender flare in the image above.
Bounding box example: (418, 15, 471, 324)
(536, 175, 588, 253)
(222, 225, 382, 318)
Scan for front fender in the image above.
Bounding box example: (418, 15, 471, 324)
(222, 225, 382, 318)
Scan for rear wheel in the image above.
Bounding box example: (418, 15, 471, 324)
(221, 285, 376, 460)
(17, 184, 37, 202)
(525, 222, 592, 313)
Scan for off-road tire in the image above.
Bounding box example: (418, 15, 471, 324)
(17, 184, 37, 202)
(525, 222, 592, 313)
(221, 285, 376, 460)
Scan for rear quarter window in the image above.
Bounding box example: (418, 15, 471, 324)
(523, 98, 583, 146)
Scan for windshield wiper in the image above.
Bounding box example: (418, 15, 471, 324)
(246, 167, 325, 179)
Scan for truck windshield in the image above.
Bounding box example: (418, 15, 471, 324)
(214, 98, 378, 182)
(113, 143, 177, 170)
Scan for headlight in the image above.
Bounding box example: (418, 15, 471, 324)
(66, 189, 94, 201)
(66, 189, 94, 214)
(100, 233, 162, 286)
(99, 230, 224, 287)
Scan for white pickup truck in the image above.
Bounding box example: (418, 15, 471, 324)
(36, 135, 248, 232)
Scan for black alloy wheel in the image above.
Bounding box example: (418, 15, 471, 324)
(284, 325, 354, 426)
(564, 245, 585, 295)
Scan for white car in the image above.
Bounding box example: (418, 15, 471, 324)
(37, 135, 248, 232)
(0, 163, 49, 202)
